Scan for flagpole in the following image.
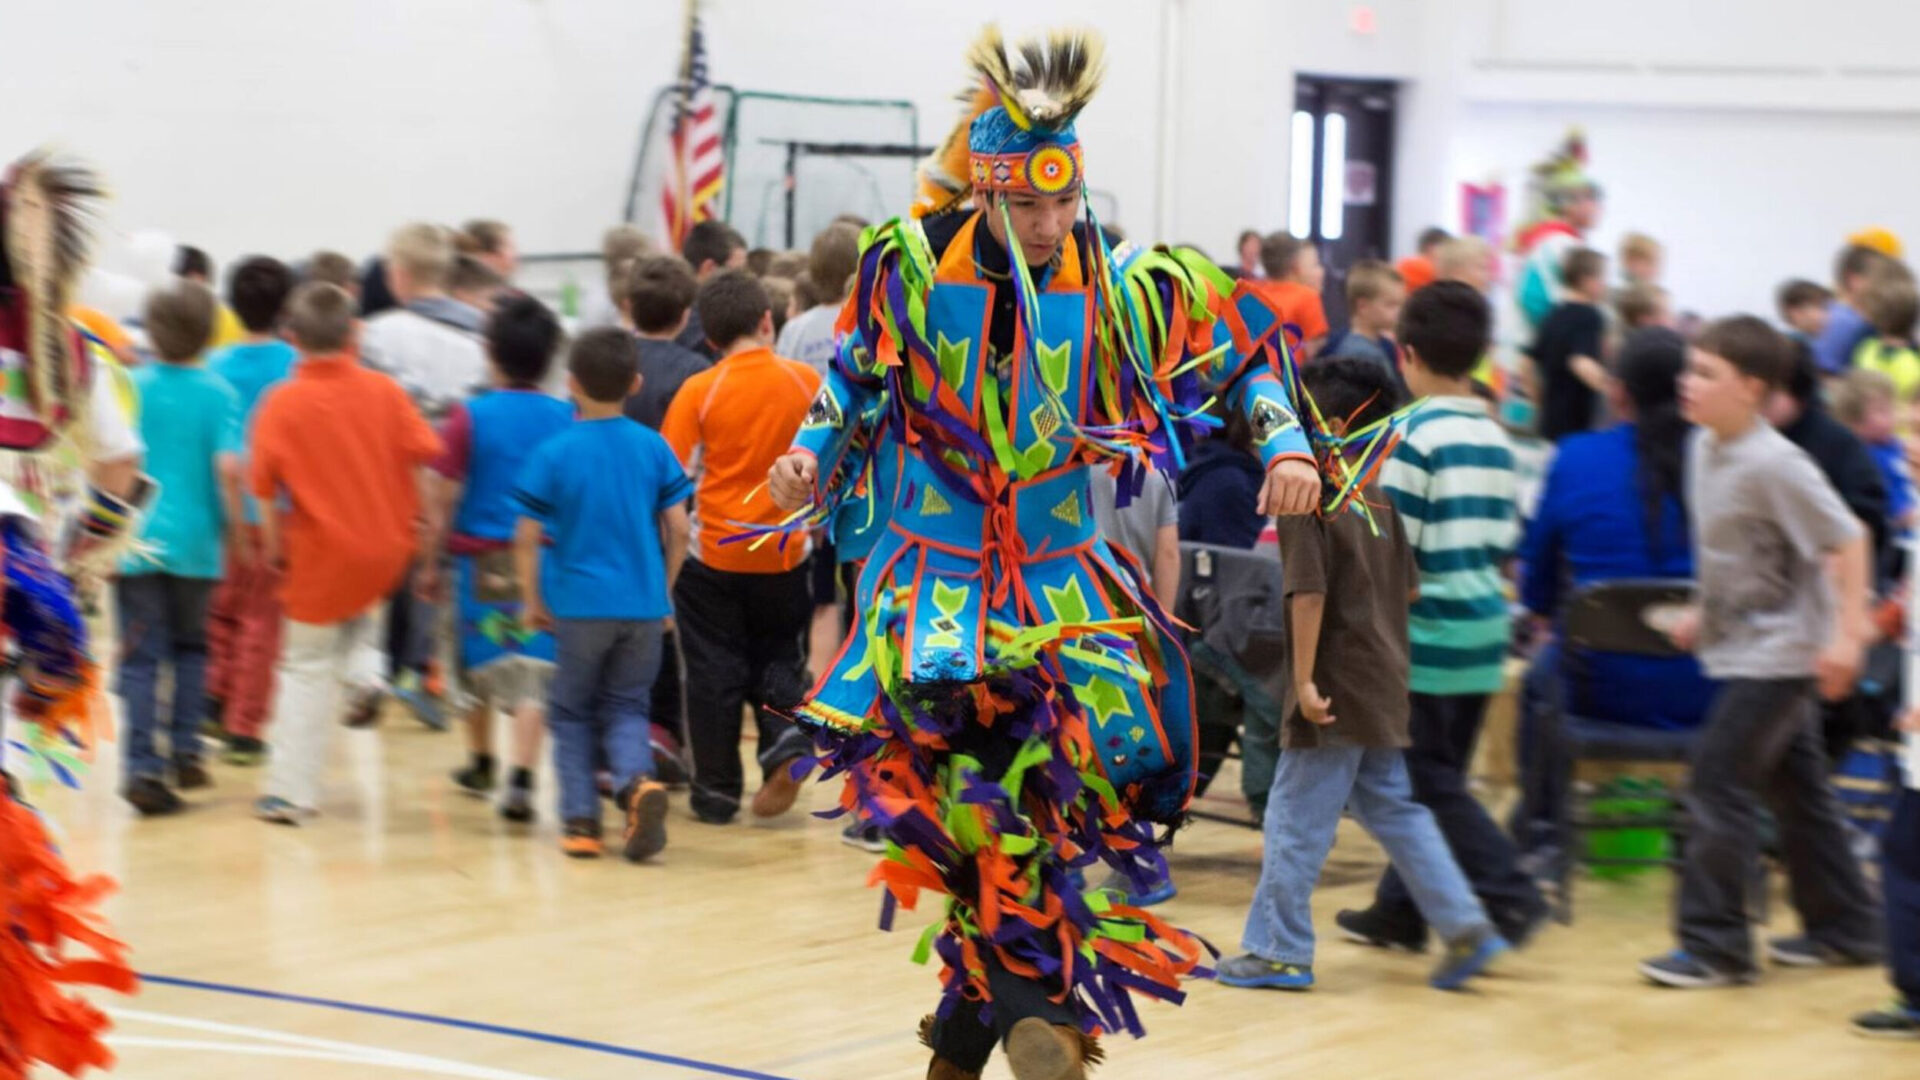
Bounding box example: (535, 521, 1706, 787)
(668, 0, 698, 251)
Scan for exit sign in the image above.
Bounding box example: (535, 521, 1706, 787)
(1350, 5, 1378, 34)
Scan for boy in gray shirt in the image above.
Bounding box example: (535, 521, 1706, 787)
(1639, 315, 1883, 988)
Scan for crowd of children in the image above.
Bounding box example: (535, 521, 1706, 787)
(55, 201, 1920, 1042)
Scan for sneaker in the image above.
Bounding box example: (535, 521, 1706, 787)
(1767, 935, 1877, 969)
(1851, 1000, 1920, 1040)
(1215, 953, 1314, 991)
(124, 777, 184, 817)
(840, 821, 886, 853)
(452, 761, 496, 797)
(1430, 926, 1510, 991)
(253, 795, 311, 825)
(498, 785, 534, 824)
(750, 756, 807, 818)
(561, 818, 603, 859)
(620, 781, 670, 862)
(1495, 899, 1553, 951)
(392, 682, 446, 731)
(1335, 908, 1428, 954)
(203, 696, 226, 735)
(343, 689, 384, 729)
(1638, 949, 1752, 989)
(173, 757, 212, 791)
(221, 735, 266, 767)
(1099, 868, 1178, 908)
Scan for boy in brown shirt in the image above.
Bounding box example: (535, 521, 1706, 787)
(1218, 357, 1506, 993)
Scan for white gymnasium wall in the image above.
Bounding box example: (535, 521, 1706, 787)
(1430, 0, 1920, 320)
(0, 0, 1170, 270)
(11, 0, 1920, 313)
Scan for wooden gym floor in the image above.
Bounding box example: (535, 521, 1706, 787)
(35, 711, 1908, 1079)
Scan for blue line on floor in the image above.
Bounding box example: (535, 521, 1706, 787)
(138, 973, 800, 1080)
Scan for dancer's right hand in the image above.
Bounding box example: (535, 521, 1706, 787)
(768, 452, 817, 512)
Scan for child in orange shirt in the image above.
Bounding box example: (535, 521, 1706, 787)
(248, 283, 442, 823)
(1257, 233, 1330, 361)
(660, 271, 820, 825)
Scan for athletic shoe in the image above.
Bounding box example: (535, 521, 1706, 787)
(221, 735, 266, 767)
(1215, 954, 1314, 990)
(173, 757, 212, 791)
(620, 781, 670, 862)
(840, 821, 886, 853)
(1335, 908, 1429, 953)
(1851, 1000, 1920, 1040)
(1498, 899, 1553, 951)
(561, 818, 604, 858)
(1638, 950, 1752, 989)
(124, 777, 184, 817)
(253, 795, 311, 825)
(1431, 926, 1510, 990)
(1098, 868, 1178, 908)
(498, 786, 534, 824)
(452, 761, 496, 797)
(750, 756, 807, 818)
(1767, 935, 1877, 969)
(343, 688, 385, 729)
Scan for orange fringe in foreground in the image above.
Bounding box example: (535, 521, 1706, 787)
(0, 794, 136, 1080)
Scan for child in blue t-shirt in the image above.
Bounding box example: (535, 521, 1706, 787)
(1834, 369, 1916, 540)
(120, 280, 244, 817)
(425, 296, 576, 823)
(513, 327, 692, 861)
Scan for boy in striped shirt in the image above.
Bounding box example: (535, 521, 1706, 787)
(1338, 282, 1549, 952)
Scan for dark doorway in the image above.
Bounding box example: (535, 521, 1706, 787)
(1292, 75, 1398, 330)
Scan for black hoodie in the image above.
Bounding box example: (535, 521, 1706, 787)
(1177, 438, 1266, 550)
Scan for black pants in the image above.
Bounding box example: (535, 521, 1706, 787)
(928, 954, 1078, 1073)
(674, 559, 813, 822)
(1677, 678, 1881, 973)
(1887, 786, 1920, 1005)
(1371, 692, 1544, 941)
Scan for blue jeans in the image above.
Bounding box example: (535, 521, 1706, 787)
(1243, 745, 1491, 965)
(117, 574, 216, 781)
(548, 618, 663, 822)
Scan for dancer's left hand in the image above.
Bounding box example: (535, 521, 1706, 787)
(1259, 457, 1319, 517)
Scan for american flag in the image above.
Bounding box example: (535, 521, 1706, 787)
(661, 7, 725, 250)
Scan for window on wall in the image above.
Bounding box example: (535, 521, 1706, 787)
(1289, 75, 1399, 328)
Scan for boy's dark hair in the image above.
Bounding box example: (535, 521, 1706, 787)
(1417, 226, 1451, 253)
(1397, 280, 1491, 379)
(173, 244, 214, 281)
(792, 274, 823, 312)
(1782, 338, 1820, 407)
(683, 220, 742, 275)
(1776, 278, 1832, 317)
(458, 219, 511, 256)
(745, 248, 776, 278)
(625, 254, 698, 334)
(1863, 266, 1920, 339)
(1259, 232, 1308, 280)
(1836, 243, 1892, 288)
(763, 276, 795, 337)
(1696, 314, 1792, 387)
(1302, 355, 1406, 432)
(284, 282, 357, 352)
(227, 256, 295, 333)
(1562, 247, 1606, 290)
(305, 250, 357, 290)
(485, 294, 562, 388)
(144, 279, 218, 362)
(568, 326, 639, 403)
(449, 254, 506, 298)
(695, 269, 772, 350)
